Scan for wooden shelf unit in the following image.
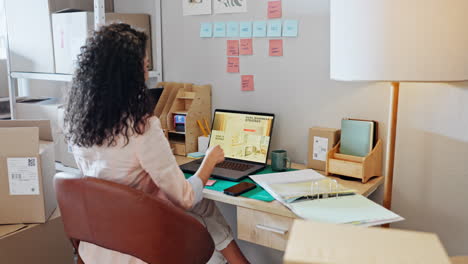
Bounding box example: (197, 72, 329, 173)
(154, 82, 211, 156)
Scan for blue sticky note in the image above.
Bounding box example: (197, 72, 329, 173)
(283, 20, 298, 37)
(253, 21, 267, 38)
(268, 20, 282, 37)
(200, 23, 213, 38)
(239, 21, 252, 38)
(213, 22, 226, 38)
(227, 22, 239, 37)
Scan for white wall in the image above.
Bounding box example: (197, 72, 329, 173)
(160, 0, 468, 260)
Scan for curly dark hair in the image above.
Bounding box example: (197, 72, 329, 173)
(64, 23, 152, 147)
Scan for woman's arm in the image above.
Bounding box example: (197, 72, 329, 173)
(136, 117, 223, 209)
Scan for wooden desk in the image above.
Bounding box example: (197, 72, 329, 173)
(175, 156, 384, 251)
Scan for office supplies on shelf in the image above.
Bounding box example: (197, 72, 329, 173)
(187, 152, 206, 159)
(198, 136, 210, 153)
(340, 119, 374, 157)
(174, 114, 186, 132)
(250, 170, 403, 226)
(154, 82, 211, 156)
(197, 120, 208, 137)
(203, 118, 211, 135)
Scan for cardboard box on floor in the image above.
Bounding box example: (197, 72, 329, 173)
(52, 11, 153, 74)
(307, 127, 341, 171)
(0, 209, 74, 264)
(0, 120, 56, 224)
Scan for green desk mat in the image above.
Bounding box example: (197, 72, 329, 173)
(184, 166, 297, 202)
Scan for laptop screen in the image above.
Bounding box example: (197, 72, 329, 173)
(209, 110, 274, 164)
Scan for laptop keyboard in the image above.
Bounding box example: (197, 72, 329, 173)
(215, 161, 255, 172)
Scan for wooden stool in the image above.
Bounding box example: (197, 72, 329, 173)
(451, 256, 468, 264)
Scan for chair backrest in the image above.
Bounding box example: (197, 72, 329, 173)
(54, 172, 214, 264)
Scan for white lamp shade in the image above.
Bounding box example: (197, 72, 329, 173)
(330, 0, 468, 82)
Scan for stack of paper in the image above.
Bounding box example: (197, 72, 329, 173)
(250, 170, 403, 226)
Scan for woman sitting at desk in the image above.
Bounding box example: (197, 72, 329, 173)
(64, 23, 249, 264)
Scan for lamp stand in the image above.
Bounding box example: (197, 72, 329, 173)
(382, 82, 400, 227)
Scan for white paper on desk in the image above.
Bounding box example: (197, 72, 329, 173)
(289, 195, 404, 226)
(250, 169, 325, 203)
(251, 170, 404, 226)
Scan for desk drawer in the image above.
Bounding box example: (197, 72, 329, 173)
(237, 207, 294, 251)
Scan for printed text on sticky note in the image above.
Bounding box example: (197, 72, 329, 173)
(227, 40, 240, 56)
(240, 39, 253, 55)
(269, 39, 283, 56)
(268, 1, 282, 19)
(241, 75, 254, 91)
(227, 57, 240, 73)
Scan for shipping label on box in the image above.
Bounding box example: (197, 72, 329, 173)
(308, 127, 340, 171)
(7, 157, 40, 195)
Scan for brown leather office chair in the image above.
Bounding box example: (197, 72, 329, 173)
(54, 172, 214, 264)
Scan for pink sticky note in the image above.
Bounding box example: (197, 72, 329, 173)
(206, 180, 217, 186)
(227, 57, 240, 73)
(241, 75, 254, 91)
(268, 1, 282, 19)
(269, 39, 283, 56)
(240, 39, 253, 55)
(227, 40, 240, 56)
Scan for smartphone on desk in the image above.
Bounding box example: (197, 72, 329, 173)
(224, 182, 256, 196)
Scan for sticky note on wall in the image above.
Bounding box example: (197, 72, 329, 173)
(268, 1, 282, 19)
(239, 21, 253, 38)
(253, 21, 267, 37)
(283, 20, 299, 37)
(269, 39, 283, 56)
(241, 75, 254, 91)
(200, 23, 213, 38)
(227, 57, 240, 73)
(227, 40, 240, 56)
(227, 22, 239, 37)
(240, 39, 253, 55)
(267, 20, 282, 37)
(214, 22, 226, 37)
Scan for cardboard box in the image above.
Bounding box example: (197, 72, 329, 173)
(52, 11, 153, 74)
(55, 105, 78, 168)
(0, 120, 56, 224)
(4, 0, 113, 73)
(0, 209, 74, 264)
(57, 133, 78, 169)
(16, 97, 63, 162)
(307, 127, 341, 171)
(16, 97, 63, 137)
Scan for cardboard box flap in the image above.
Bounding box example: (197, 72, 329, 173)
(284, 220, 451, 264)
(0, 128, 39, 156)
(0, 224, 27, 239)
(0, 120, 53, 141)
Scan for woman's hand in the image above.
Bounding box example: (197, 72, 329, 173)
(196, 145, 225, 185)
(204, 145, 225, 167)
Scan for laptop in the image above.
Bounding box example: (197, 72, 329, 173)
(180, 109, 275, 181)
